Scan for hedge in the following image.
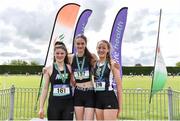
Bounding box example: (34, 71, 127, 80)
(0, 65, 180, 75)
(0, 65, 43, 74)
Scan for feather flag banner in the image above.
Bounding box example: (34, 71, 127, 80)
(109, 7, 128, 92)
(46, 3, 80, 66)
(72, 9, 92, 53)
(109, 7, 128, 79)
(149, 9, 167, 103)
(35, 3, 80, 110)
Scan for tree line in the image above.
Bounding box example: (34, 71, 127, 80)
(2, 59, 40, 66)
(2, 59, 180, 67)
(135, 62, 180, 67)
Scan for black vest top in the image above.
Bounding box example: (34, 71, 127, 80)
(94, 62, 112, 91)
(49, 64, 72, 100)
(71, 55, 91, 83)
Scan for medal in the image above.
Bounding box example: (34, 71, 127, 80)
(79, 75, 83, 80)
(96, 61, 107, 81)
(54, 63, 67, 83)
(76, 55, 85, 80)
(96, 67, 101, 76)
(78, 72, 83, 80)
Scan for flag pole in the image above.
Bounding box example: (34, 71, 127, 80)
(34, 8, 60, 111)
(149, 9, 162, 104)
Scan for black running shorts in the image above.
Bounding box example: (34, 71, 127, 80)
(95, 91, 119, 109)
(74, 87, 95, 108)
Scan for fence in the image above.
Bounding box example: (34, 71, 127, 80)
(0, 86, 180, 120)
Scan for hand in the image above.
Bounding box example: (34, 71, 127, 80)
(42, 67, 47, 74)
(38, 108, 44, 119)
(70, 75, 76, 87)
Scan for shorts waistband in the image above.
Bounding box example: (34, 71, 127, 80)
(75, 86, 94, 91)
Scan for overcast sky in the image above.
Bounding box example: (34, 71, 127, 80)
(0, 0, 180, 66)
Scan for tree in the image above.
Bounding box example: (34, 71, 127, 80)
(176, 62, 180, 67)
(10, 60, 28, 66)
(2, 62, 7, 65)
(30, 60, 40, 66)
(135, 63, 142, 67)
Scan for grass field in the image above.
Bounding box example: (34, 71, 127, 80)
(0, 75, 179, 120)
(0, 75, 179, 90)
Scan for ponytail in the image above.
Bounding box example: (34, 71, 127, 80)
(106, 51, 111, 67)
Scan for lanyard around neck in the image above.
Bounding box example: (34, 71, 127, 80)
(97, 61, 107, 80)
(76, 55, 85, 74)
(54, 63, 67, 83)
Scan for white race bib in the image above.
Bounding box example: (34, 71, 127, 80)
(95, 82, 105, 91)
(74, 71, 80, 79)
(74, 70, 89, 80)
(53, 84, 70, 96)
(84, 70, 89, 78)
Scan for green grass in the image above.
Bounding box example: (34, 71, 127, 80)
(122, 76, 180, 91)
(0, 75, 41, 89)
(0, 75, 179, 90)
(0, 75, 179, 120)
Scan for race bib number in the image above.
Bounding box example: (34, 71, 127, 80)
(74, 71, 80, 79)
(74, 70, 89, 80)
(84, 70, 89, 78)
(95, 82, 105, 91)
(53, 84, 70, 96)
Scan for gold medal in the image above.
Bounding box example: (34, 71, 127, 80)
(79, 75, 83, 80)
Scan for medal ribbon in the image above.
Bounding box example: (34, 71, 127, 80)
(97, 61, 107, 81)
(76, 55, 85, 78)
(54, 63, 67, 83)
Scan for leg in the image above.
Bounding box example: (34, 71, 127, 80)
(103, 91, 119, 120)
(95, 108, 104, 120)
(74, 89, 84, 120)
(62, 99, 74, 120)
(84, 107, 94, 120)
(83, 90, 95, 120)
(75, 106, 84, 120)
(63, 109, 74, 120)
(104, 109, 118, 120)
(47, 105, 62, 120)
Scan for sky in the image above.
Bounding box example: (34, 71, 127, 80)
(0, 0, 180, 66)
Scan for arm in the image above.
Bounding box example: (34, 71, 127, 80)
(39, 67, 51, 119)
(67, 54, 76, 86)
(67, 64, 76, 87)
(111, 60, 122, 117)
(91, 54, 97, 85)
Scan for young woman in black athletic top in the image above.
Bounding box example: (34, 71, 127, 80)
(39, 44, 74, 120)
(94, 40, 122, 120)
(69, 34, 97, 120)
